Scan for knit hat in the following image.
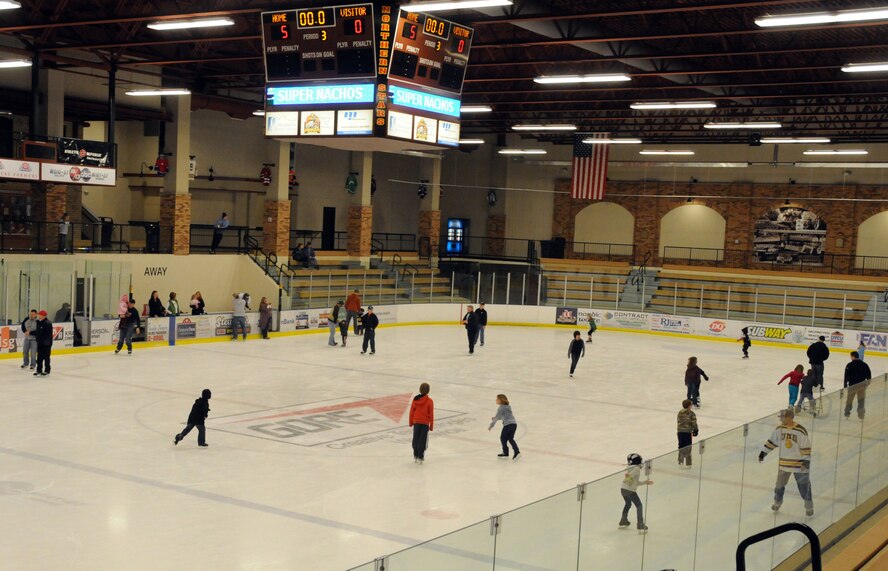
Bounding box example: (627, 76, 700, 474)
(38, 310, 47, 316)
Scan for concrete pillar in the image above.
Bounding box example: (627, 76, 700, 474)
(159, 95, 192, 255)
(263, 141, 292, 259)
(38, 68, 65, 138)
(418, 157, 442, 264)
(347, 151, 373, 263)
(31, 184, 68, 251)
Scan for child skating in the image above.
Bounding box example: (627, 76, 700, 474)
(488, 394, 520, 460)
(738, 327, 751, 359)
(778, 365, 805, 408)
(174, 389, 212, 447)
(568, 330, 585, 378)
(684, 356, 709, 408)
(586, 317, 597, 343)
(409, 382, 434, 464)
(677, 399, 698, 469)
(796, 369, 818, 413)
(619, 453, 652, 533)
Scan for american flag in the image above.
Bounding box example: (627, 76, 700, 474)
(571, 133, 609, 200)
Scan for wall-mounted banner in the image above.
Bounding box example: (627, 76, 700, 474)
(437, 120, 460, 146)
(41, 163, 117, 186)
(0, 158, 40, 181)
(555, 307, 578, 325)
(57, 138, 114, 167)
(300, 111, 335, 136)
(266, 84, 375, 106)
(266, 112, 301, 136)
(337, 109, 375, 135)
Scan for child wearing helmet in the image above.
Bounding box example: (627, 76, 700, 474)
(174, 389, 212, 447)
(620, 453, 653, 533)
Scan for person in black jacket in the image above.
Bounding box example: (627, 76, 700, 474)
(115, 298, 141, 355)
(568, 330, 585, 378)
(844, 351, 872, 420)
(174, 389, 212, 447)
(148, 290, 168, 317)
(474, 302, 488, 347)
(807, 336, 830, 389)
(33, 310, 54, 377)
(463, 305, 479, 355)
(360, 306, 379, 355)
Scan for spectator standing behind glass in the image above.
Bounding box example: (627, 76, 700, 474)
(231, 293, 249, 341)
(58, 212, 70, 253)
(148, 290, 168, 317)
(53, 302, 71, 323)
(115, 298, 141, 355)
(20, 309, 38, 370)
(167, 292, 181, 316)
(209, 212, 229, 254)
(259, 296, 272, 339)
(190, 291, 206, 315)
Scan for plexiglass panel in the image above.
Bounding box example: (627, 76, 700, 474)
(384, 519, 494, 571)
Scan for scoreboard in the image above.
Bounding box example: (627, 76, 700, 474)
(260, 3, 473, 149)
(261, 3, 376, 82)
(389, 10, 473, 95)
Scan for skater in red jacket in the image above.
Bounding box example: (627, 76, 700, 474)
(409, 382, 434, 464)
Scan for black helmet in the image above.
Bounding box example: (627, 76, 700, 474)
(627, 453, 643, 466)
(202, 389, 212, 399)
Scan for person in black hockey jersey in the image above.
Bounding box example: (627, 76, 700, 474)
(174, 389, 212, 447)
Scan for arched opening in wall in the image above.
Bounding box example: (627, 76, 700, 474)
(753, 206, 826, 265)
(574, 202, 634, 258)
(856, 211, 888, 270)
(659, 204, 726, 260)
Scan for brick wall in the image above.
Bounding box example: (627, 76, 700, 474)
(262, 199, 292, 259)
(486, 214, 506, 256)
(347, 205, 373, 257)
(418, 209, 441, 255)
(552, 180, 888, 267)
(160, 192, 192, 255)
(30, 184, 69, 251)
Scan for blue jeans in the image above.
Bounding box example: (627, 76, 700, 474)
(231, 316, 247, 339)
(788, 384, 799, 407)
(328, 320, 338, 345)
(22, 336, 37, 366)
(475, 326, 485, 345)
(775, 470, 812, 507)
(117, 323, 135, 351)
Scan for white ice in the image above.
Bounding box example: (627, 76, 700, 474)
(0, 325, 884, 571)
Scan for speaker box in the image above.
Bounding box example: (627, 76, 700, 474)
(321, 207, 336, 251)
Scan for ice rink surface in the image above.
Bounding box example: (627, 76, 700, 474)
(0, 324, 884, 571)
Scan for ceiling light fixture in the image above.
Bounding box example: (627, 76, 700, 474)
(803, 149, 868, 155)
(460, 105, 493, 113)
(704, 121, 782, 129)
(755, 7, 888, 28)
(125, 88, 192, 97)
(841, 62, 888, 73)
(0, 0, 22, 9)
(630, 101, 717, 110)
(761, 137, 831, 144)
(583, 137, 642, 144)
(512, 124, 577, 131)
(533, 74, 631, 85)
(0, 59, 32, 69)
(458, 139, 485, 144)
(147, 17, 235, 31)
(252, 110, 266, 116)
(639, 150, 695, 156)
(498, 149, 547, 155)
(401, 0, 512, 12)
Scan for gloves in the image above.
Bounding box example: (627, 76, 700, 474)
(692, 429, 699, 437)
(758, 452, 766, 463)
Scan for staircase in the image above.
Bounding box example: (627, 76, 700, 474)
(620, 267, 659, 310)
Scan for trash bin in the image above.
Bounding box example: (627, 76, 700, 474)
(99, 217, 114, 248)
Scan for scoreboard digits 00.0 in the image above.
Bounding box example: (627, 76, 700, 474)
(389, 10, 473, 95)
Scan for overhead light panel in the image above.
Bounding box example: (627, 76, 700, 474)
(639, 150, 695, 156)
(534, 74, 631, 85)
(125, 88, 192, 96)
(803, 149, 868, 155)
(498, 149, 547, 155)
(755, 7, 888, 28)
(458, 139, 485, 145)
(583, 137, 642, 144)
(795, 162, 888, 168)
(460, 105, 493, 113)
(252, 110, 266, 116)
(841, 62, 888, 73)
(0, 1, 22, 9)
(631, 101, 717, 110)
(761, 137, 831, 144)
(401, 0, 512, 12)
(512, 124, 576, 131)
(704, 121, 782, 129)
(147, 17, 235, 31)
(0, 59, 32, 69)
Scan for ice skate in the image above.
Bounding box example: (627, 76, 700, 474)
(498, 453, 509, 458)
(771, 502, 782, 512)
(198, 443, 208, 447)
(637, 524, 648, 534)
(618, 519, 630, 528)
(174, 434, 182, 445)
(513, 453, 521, 461)
(805, 503, 814, 517)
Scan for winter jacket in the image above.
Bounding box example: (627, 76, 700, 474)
(191, 298, 205, 315)
(187, 397, 211, 425)
(800, 374, 817, 394)
(168, 299, 180, 315)
(463, 311, 479, 330)
(362, 313, 379, 330)
(332, 305, 342, 322)
(148, 297, 166, 317)
(409, 394, 434, 430)
(568, 339, 585, 357)
(807, 341, 830, 365)
(684, 365, 709, 385)
(232, 296, 247, 317)
(119, 307, 140, 329)
(21, 317, 37, 335)
(489, 404, 516, 429)
(844, 360, 872, 388)
(259, 302, 272, 328)
(621, 465, 643, 492)
(34, 319, 54, 347)
(677, 408, 698, 434)
(475, 308, 488, 326)
(778, 371, 804, 386)
(345, 293, 361, 312)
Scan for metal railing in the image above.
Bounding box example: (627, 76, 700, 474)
(190, 224, 259, 254)
(663, 246, 888, 276)
(0, 220, 171, 253)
